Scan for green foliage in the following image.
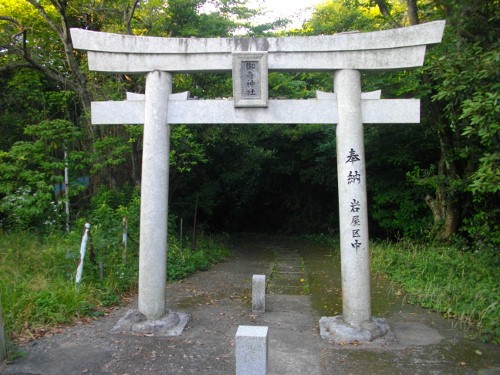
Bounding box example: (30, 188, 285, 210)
(302, 0, 390, 34)
(365, 123, 439, 239)
(171, 125, 208, 173)
(459, 52, 499, 196)
(421, 6, 500, 244)
(268, 72, 331, 99)
(85, 186, 141, 288)
(461, 204, 500, 253)
(0, 0, 63, 66)
(128, 0, 254, 37)
(0, 120, 85, 231)
(90, 135, 132, 174)
(174, 73, 233, 99)
(0, 0, 497, 249)
(173, 123, 340, 233)
(371, 241, 500, 343)
(0, 69, 75, 151)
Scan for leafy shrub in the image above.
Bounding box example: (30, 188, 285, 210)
(0, 119, 85, 233)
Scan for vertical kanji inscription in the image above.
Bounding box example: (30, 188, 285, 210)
(232, 52, 268, 108)
(346, 148, 363, 250)
(241, 61, 260, 99)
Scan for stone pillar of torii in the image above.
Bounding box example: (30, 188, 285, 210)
(71, 21, 445, 340)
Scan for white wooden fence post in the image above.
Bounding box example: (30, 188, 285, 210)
(122, 216, 128, 264)
(64, 149, 70, 234)
(75, 223, 91, 284)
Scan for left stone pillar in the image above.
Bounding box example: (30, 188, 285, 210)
(138, 71, 172, 320)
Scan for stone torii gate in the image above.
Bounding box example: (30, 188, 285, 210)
(71, 21, 444, 341)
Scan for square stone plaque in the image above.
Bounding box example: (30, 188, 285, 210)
(232, 52, 268, 108)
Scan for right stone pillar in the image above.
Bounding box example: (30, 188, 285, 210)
(335, 69, 371, 326)
(319, 69, 390, 343)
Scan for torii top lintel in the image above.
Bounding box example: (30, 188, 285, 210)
(70, 21, 445, 74)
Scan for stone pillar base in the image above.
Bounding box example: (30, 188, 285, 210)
(111, 309, 191, 336)
(319, 315, 391, 343)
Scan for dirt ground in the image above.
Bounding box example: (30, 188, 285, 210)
(1, 235, 499, 375)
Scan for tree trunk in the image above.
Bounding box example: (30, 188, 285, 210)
(425, 152, 461, 242)
(443, 196, 460, 239)
(373, 0, 401, 27)
(406, 0, 419, 25)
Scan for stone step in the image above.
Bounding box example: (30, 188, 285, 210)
(268, 248, 308, 296)
(273, 264, 304, 273)
(267, 284, 306, 295)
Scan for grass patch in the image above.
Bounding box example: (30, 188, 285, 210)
(0, 233, 96, 343)
(371, 241, 499, 343)
(168, 235, 231, 280)
(0, 230, 230, 345)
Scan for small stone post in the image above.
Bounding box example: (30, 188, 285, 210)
(138, 71, 172, 320)
(252, 275, 266, 312)
(0, 296, 7, 362)
(335, 69, 371, 326)
(236, 325, 268, 375)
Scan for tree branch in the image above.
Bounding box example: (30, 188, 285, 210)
(0, 15, 25, 52)
(0, 15, 23, 28)
(24, 0, 91, 110)
(24, 0, 62, 36)
(8, 1, 92, 120)
(373, 0, 401, 28)
(0, 62, 34, 73)
(126, 0, 141, 35)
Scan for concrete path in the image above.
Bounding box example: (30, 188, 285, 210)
(1, 235, 499, 375)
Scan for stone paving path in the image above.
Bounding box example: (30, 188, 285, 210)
(267, 246, 308, 296)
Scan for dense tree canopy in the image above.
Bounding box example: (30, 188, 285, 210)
(0, 0, 498, 250)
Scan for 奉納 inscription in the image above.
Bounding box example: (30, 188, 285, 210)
(347, 148, 363, 250)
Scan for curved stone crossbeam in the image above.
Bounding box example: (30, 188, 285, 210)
(70, 21, 445, 73)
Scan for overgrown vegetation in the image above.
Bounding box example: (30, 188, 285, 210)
(371, 241, 499, 344)
(0, 191, 230, 343)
